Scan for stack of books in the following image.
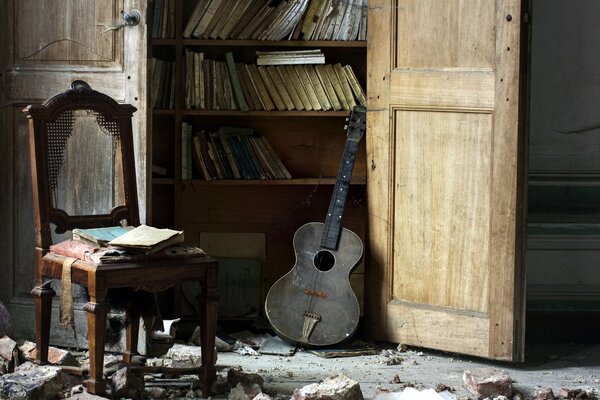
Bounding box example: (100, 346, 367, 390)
(184, 51, 366, 111)
(183, 0, 367, 41)
(182, 125, 293, 181)
(151, 0, 176, 39)
(150, 59, 176, 109)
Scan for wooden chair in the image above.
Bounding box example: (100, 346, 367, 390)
(24, 81, 219, 396)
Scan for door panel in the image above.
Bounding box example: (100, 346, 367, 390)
(0, 0, 147, 345)
(366, 0, 526, 361)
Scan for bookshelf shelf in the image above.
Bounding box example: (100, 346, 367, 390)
(181, 110, 351, 117)
(179, 177, 367, 186)
(149, 0, 368, 316)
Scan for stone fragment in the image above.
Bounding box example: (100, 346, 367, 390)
(462, 368, 512, 399)
(253, 393, 273, 400)
(166, 343, 217, 367)
(0, 361, 67, 400)
(227, 367, 265, 389)
(17, 341, 79, 367)
(63, 388, 108, 399)
(228, 382, 262, 400)
(107, 367, 144, 399)
(534, 389, 554, 400)
(556, 388, 593, 399)
(0, 336, 17, 361)
(292, 373, 364, 400)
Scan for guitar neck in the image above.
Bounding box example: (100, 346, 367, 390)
(320, 136, 361, 250)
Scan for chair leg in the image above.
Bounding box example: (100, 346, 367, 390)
(198, 278, 219, 398)
(123, 306, 140, 364)
(31, 282, 55, 364)
(84, 301, 109, 395)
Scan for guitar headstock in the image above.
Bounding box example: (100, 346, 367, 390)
(345, 105, 367, 142)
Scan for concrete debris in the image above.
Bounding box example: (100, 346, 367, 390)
(166, 343, 218, 367)
(463, 368, 513, 399)
(292, 373, 364, 400)
(397, 344, 408, 352)
(228, 366, 265, 389)
(373, 388, 456, 400)
(144, 386, 168, 399)
(556, 388, 596, 399)
(228, 382, 263, 400)
(0, 361, 68, 400)
(381, 349, 405, 365)
(253, 393, 273, 400)
(63, 384, 107, 399)
(18, 340, 79, 367)
(534, 388, 555, 400)
(0, 301, 13, 339)
(107, 366, 144, 399)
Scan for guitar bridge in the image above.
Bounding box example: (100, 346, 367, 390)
(301, 311, 321, 342)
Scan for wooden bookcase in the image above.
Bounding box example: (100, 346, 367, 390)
(149, 0, 368, 319)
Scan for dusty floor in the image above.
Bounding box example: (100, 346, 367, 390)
(213, 341, 600, 399)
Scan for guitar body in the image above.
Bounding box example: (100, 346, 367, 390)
(265, 222, 363, 346)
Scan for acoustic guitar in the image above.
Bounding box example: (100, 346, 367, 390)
(265, 105, 367, 346)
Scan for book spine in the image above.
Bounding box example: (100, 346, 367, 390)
(224, 52, 250, 112)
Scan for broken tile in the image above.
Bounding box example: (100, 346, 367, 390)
(0, 361, 68, 400)
(292, 373, 364, 400)
(107, 367, 144, 399)
(463, 368, 512, 399)
(17, 341, 79, 367)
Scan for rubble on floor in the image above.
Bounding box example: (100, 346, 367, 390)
(0, 331, 597, 400)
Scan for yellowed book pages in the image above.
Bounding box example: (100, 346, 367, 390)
(334, 63, 356, 108)
(305, 65, 332, 110)
(315, 64, 342, 111)
(217, 0, 251, 39)
(266, 66, 295, 110)
(324, 63, 349, 110)
(183, 0, 212, 38)
(247, 64, 275, 111)
(293, 65, 322, 111)
(285, 65, 312, 110)
(257, 66, 287, 111)
(108, 224, 184, 254)
(277, 67, 305, 110)
(343, 65, 367, 105)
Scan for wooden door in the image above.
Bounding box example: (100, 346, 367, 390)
(366, 0, 527, 361)
(0, 0, 147, 343)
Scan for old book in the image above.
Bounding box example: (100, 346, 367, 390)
(248, 3, 280, 40)
(221, 61, 237, 110)
(334, 63, 356, 108)
(201, 0, 230, 39)
(150, 58, 164, 108)
(324, 63, 349, 110)
(261, 0, 310, 41)
(216, 130, 242, 178)
(259, 135, 292, 179)
(183, 0, 212, 38)
(300, 0, 322, 39)
(343, 65, 367, 105)
(181, 122, 193, 180)
(311, 0, 332, 39)
(277, 67, 305, 110)
(193, 52, 204, 108)
(248, 136, 276, 179)
(197, 131, 219, 179)
(236, 63, 260, 111)
(192, 134, 211, 180)
(208, 0, 236, 39)
(185, 50, 195, 108)
(257, 66, 286, 111)
(328, 0, 348, 40)
(304, 65, 333, 111)
(224, 52, 249, 112)
(256, 49, 325, 65)
(294, 65, 322, 110)
(217, 0, 252, 39)
(209, 131, 234, 178)
(204, 132, 225, 179)
(358, 0, 367, 40)
(151, 0, 164, 38)
(285, 65, 312, 110)
(192, 0, 223, 38)
(304, 65, 332, 110)
(108, 225, 184, 254)
(247, 64, 275, 111)
(266, 66, 295, 110)
(229, 0, 267, 39)
(315, 64, 342, 110)
(72, 226, 134, 247)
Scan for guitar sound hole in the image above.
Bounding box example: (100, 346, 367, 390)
(314, 250, 335, 271)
